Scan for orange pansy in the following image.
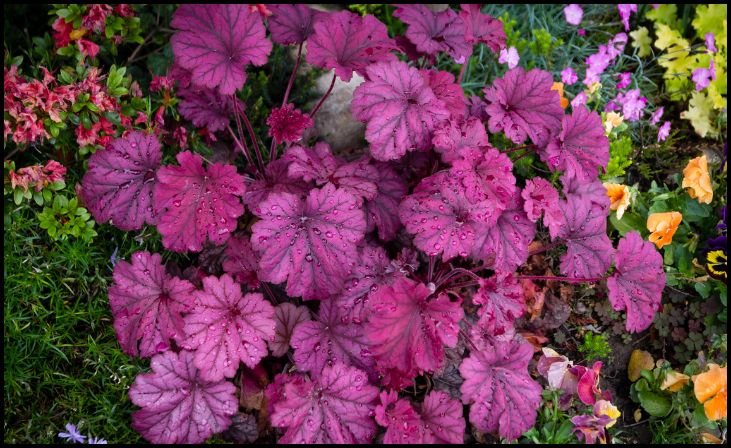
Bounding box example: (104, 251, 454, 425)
(660, 370, 690, 392)
(551, 82, 569, 109)
(692, 363, 727, 421)
(603, 112, 624, 134)
(604, 183, 631, 219)
(647, 212, 682, 249)
(682, 155, 713, 204)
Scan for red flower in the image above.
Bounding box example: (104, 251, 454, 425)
(52, 18, 73, 48)
(266, 103, 313, 145)
(77, 39, 100, 59)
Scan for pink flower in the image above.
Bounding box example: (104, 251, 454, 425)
(616, 72, 631, 89)
(578, 28, 586, 36)
(571, 91, 587, 109)
(613, 88, 646, 121)
(657, 121, 671, 142)
(618, 4, 638, 31)
(77, 39, 100, 59)
(149, 76, 174, 93)
(563, 4, 584, 25)
(572, 361, 603, 405)
(706, 33, 717, 53)
(266, 103, 314, 145)
(498, 46, 520, 69)
(114, 4, 135, 18)
(561, 67, 578, 85)
(82, 4, 113, 34)
(650, 107, 664, 125)
(571, 413, 614, 444)
(173, 126, 188, 149)
(692, 60, 716, 91)
(51, 18, 73, 48)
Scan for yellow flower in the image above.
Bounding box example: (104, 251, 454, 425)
(692, 363, 727, 421)
(69, 28, 88, 41)
(587, 82, 602, 94)
(603, 112, 624, 134)
(660, 371, 690, 392)
(647, 212, 682, 249)
(603, 183, 631, 219)
(594, 400, 621, 428)
(551, 82, 569, 109)
(682, 155, 713, 204)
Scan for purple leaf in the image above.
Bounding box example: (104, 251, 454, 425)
(607, 231, 665, 332)
(471, 193, 536, 272)
(554, 195, 613, 278)
(366, 277, 464, 379)
(182, 274, 275, 381)
(352, 60, 450, 161)
(459, 4, 506, 52)
(129, 350, 237, 444)
(394, 5, 472, 63)
(400, 173, 491, 261)
(542, 106, 609, 182)
(483, 67, 563, 146)
(178, 85, 244, 132)
(459, 338, 542, 441)
(109, 251, 196, 358)
(154, 151, 245, 253)
(269, 302, 311, 357)
(364, 161, 408, 240)
(562, 176, 611, 212)
(270, 363, 378, 443)
(268, 4, 324, 45)
(291, 299, 374, 377)
(306, 10, 398, 82)
(81, 131, 160, 231)
(473, 272, 525, 336)
(171, 4, 272, 95)
(420, 390, 466, 444)
(521, 177, 560, 223)
(451, 146, 517, 218)
(375, 390, 465, 444)
(242, 158, 310, 210)
(221, 234, 260, 288)
(250, 184, 366, 300)
(432, 117, 489, 164)
(420, 69, 468, 118)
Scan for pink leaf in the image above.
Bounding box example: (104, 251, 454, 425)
(109, 251, 196, 358)
(365, 162, 408, 240)
(182, 274, 275, 381)
(420, 69, 468, 118)
(473, 272, 525, 336)
(250, 184, 366, 300)
(221, 234, 260, 288)
(451, 146, 517, 217)
(270, 363, 378, 443)
(352, 60, 450, 161)
(178, 85, 244, 132)
(394, 5, 472, 63)
(366, 277, 464, 379)
(154, 151, 245, 253)
(400, 173, 491, 261)
(459, 4, 506, 52)
(171, 4, 272, 95)
(521, 177, 560, 223)
(542, 106, 609, 182)
(269, 302, 311, 357)
(129, 350, 237, 444)
(242, 158, 310, 210)
(471, 193, 536, 272)
(483, 67, 563, 146)
(459, 338, 542, 441)
(306, 11, 398, 82)
(607, 231, 665, 332)
(432, 117, 489, 164)
(291, 299, 374, 377)
(554, 195, 613, 278)
(268, 4, 324, 45)
(267, 103, 314, 145)
(375, 390, 465, 444)
(81, 131, 160, 231)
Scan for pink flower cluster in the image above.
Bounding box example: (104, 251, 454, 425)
(52, 4, 135, 55)
(8, 160, 67, 193)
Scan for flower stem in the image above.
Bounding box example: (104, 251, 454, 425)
(529, 241, 560, 256)
(309, 73, 336, 119)
(240, 110, 266, 174)
(227, 125, 257, 175)
(504, 144, 536, 154)
(516, 275, 604, 284)
(282, 42, 303, 107)
(457, 60, 468, 84)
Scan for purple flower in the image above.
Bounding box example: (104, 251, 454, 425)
(561, 67, 578, 85)
(58, 423, 86, 443)
(571, 413, 615, 444)
(578, 28, 586, 36)
(692, 60, 716, 91)
(607, 33, 628, 59)
(498, 46, 520, 69)
(706, 33, 717, 53)
(618, 4, 638, 31)
(571, 91, 587, 109)
(563, 4, 584, 26)
(88, 437, 108, 444)
(657, 121, 671, 142)
(614, 89, 646, 121)
(650, 107, 664, 125)
(616, 72, 631, 89)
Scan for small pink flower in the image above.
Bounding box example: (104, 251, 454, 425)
(563, 4, 584, 26)
(657, 121, 671, 142)
(650, 107, 664, 125)
(692, 60, 716, 91)
(77, 39, 100, 59)
(571, 91, 587, 109)
(572, 361, 603, 405)
(498, 46, 520, 69)
(561, 67, 578, 85)
(616, 72, 631, 89)
(618, 4, 638, 31)
(578, 28, 586, 36)
(266, 103, 314, 144)
(705, 33, 717, 53)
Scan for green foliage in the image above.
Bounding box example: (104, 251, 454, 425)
(37, 194, 97, 242)
(522, 390, 577, 444)
(578, 332, 613, 362)
(603, 135, 634, 179)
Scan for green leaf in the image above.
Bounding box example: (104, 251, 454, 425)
(33, 191, 44, 206)
(609, 212, 646, 236)
(681, 197, 711, 222)
(13, 189, 24, 205)
(694, 281, 713, 299)
(43, 189, 52, 202)
(638, 390, 672, 417)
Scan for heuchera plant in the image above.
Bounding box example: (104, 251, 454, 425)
(81, 4, 668, 444)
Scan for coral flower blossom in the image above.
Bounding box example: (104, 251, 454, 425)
(647, 212, 682, 249)
(551, 82, 569, 109)
(603, 183, 630, 219)
(682, 155, 713, 204)
(692, 363, 727, 421)
(603, 112, 624, 134)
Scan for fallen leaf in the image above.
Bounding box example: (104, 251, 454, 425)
(628, 349, 654, 382)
